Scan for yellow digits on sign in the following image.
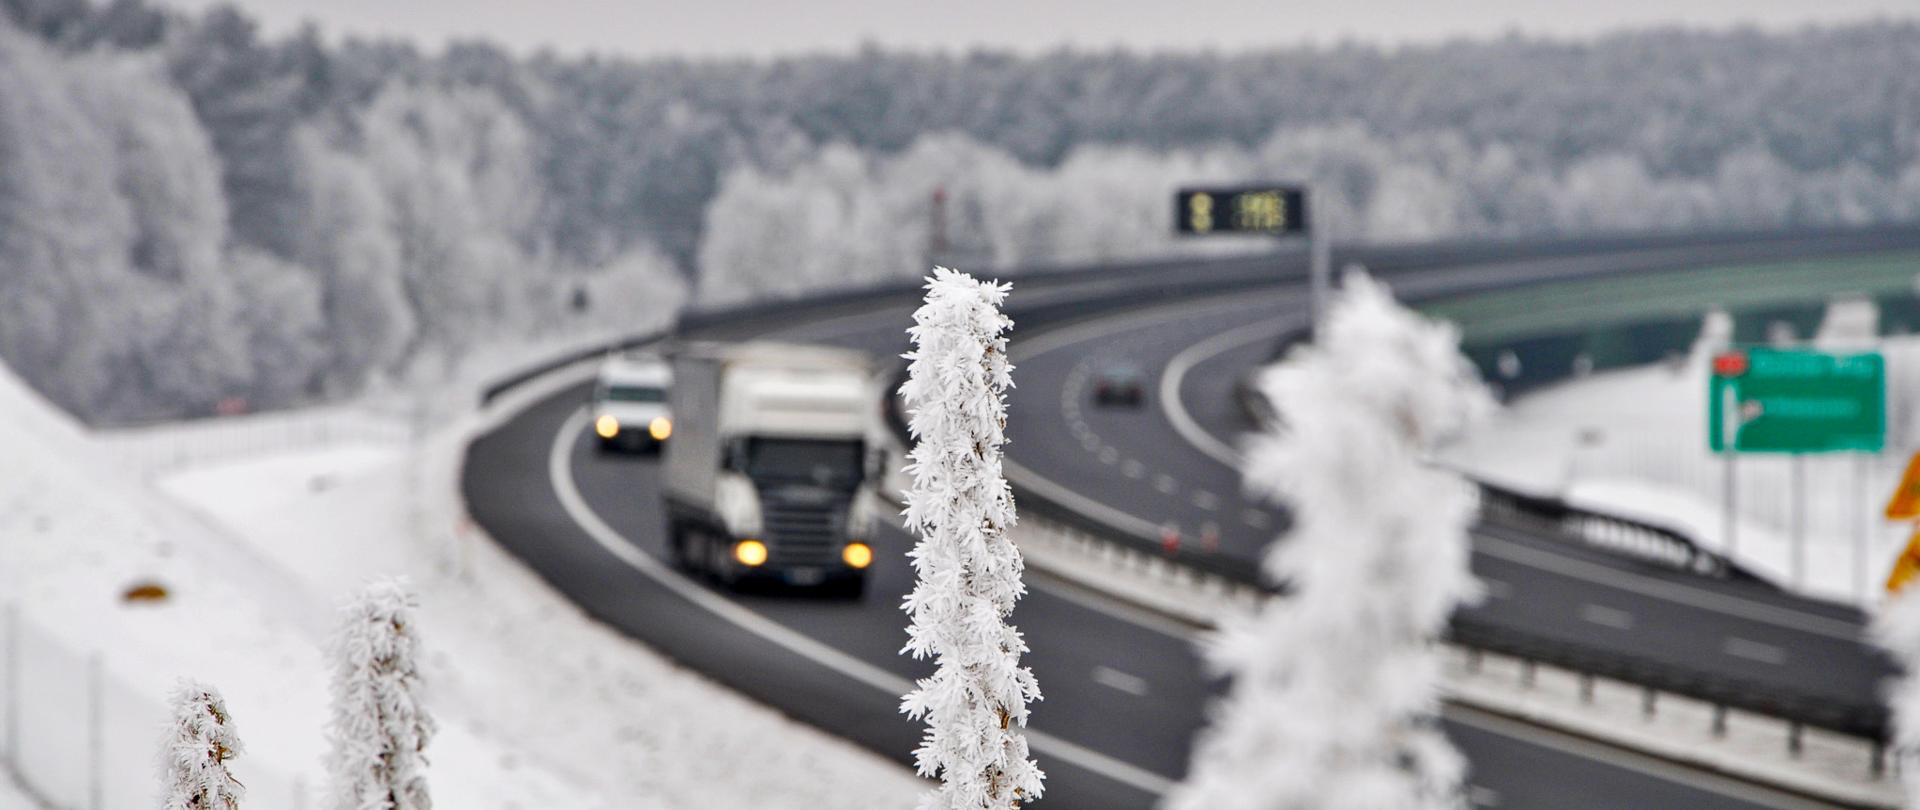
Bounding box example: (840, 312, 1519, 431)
(1189, 193, 1214, 232)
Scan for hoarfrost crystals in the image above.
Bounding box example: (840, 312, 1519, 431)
(899, 267, 1045, 809)
(327, 579, 435, 810)
(160, 680, 245, 810)
(1169, 270, 1492, 810)
(1871, 585, 1920, 802)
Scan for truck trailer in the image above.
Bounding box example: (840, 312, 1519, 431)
(661, 341, 880, 595)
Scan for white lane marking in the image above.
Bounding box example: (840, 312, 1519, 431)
(548, 409, 1173, 797)
(1443, 704, 1835, 810)
(1136, 289, 1872, 646)
(1121, 460, 1145, 479)
(1481, 577, 1513, 600)
(1160, 314, 1300, 467)
(1080, 433, 1102, 450)
(1580, 603, 1635, 631)
(1097, 446, 1119, 465)
(1469, 785, 1502, 807)
(1242, 508, 1271, 529)
(1190, 490, 1219, 511)
(1475, 534, 1862, 642)
(1153, 474, 1178, 495)
(1090, 665, 1151, 697)
(1723, 637, 1788, 666)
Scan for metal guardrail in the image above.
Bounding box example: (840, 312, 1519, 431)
(477, 224, 1916, 761)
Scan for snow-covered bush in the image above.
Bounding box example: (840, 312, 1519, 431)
(1169, 270, 1492, 810)
(327, 579, 435, 810)
(1872, 589, 1920, 803)
(160, 680, 245, 810)
(898, 267, 1044, 809)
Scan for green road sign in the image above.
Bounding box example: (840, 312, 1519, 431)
(1708, 347, 1884, 453)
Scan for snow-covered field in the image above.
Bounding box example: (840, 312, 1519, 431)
(1445, 310, 1920, 605)
(0, 356, 920, 808)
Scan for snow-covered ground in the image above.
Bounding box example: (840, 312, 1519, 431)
(0, 354, 921, 808)
(1444, 310, 1920, 605)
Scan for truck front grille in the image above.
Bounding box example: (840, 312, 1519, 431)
(761, 495, 851, 567)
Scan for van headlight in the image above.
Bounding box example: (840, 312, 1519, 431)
(649, 416, 672, 440)
(842, 542, 873, 570)
(594, 414, 620, 439)
(734, 539, 768, 567)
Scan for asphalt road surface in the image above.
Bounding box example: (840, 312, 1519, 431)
(461, 240, 1900, 807)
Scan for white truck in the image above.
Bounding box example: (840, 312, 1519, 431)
(591, 352, 674, 454)
(661, 342, 880, 595)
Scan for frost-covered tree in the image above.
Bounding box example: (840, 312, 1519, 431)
(327, 579, 434, 810)
(1168, 271, 1492, 810)
(1871, 588, 1920, 803)
(899, 267, 1044, 809)
(160, 680, 245, 810)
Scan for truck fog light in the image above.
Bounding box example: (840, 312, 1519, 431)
(842, 542, 873, 569)
(594, 414, 620, 439)
(734, 539, 768, 567)
(649, 416, 673, 440)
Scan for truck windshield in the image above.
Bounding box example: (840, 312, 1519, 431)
(745, 438, 863, 489)
(603, 385, 664, 403)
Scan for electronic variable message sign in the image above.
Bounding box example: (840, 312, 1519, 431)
(1708, 347, 1884, 453)
(1175, 186, 1307, 236)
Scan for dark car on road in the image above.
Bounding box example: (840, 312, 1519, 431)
(1091, 363, 1146, 407)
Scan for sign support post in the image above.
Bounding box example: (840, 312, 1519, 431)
(1791, 454, 1807, 588)
(1308, 190, 1330, 340)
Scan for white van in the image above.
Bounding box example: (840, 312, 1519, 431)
(591, 352, 674, 453)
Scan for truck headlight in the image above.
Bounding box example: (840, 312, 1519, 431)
(594, 414, 620, 439)
(842, 542, 873, 570)
(734, 539, 768, 567)
(648, 416, 672, 441)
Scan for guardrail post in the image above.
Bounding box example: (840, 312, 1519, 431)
(1871, 740, 1886, 778)
(1711, 705, 1726, 738)
(1520, 660, 1535, 689)
(1787, 723, 1803, 758)
(1641, 687, 1657, 719)
(1466, 648, 1482, 675)
(1578, 674, 1594, 704)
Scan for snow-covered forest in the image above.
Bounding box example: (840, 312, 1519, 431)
(3, 0, 1919, 421)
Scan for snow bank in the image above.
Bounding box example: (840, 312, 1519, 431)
(0, 349, 921, 807)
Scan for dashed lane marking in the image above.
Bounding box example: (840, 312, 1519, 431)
(1153, 474, 1178, 495)
(1191, 490, 1219, 511)
(1723, 637, 1787, 666)
(1090, 665, 1150, 697)
(1580, 603, 1635, 631)
(1121, 459, 1145, 479)
(549, 408, 1175, 797)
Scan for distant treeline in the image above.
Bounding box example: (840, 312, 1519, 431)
(1, 0, 1916, 419)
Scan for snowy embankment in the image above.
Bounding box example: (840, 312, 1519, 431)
(0, 350, 920, 808)
(1443, 306, 1920, 605)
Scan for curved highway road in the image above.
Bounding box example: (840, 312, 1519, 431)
(459, 243, 1892, 808)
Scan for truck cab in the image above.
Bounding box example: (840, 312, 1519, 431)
(591, 353, 673, 454)
(662, 342, 879, 596)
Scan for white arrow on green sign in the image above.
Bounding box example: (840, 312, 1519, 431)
(1708, 347, 1885, 453)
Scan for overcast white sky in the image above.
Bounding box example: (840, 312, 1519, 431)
(149, 0, 1918, 58)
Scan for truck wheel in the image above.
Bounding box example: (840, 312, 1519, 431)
(668, 525, 692, 571)
(838, 576, 867, 600)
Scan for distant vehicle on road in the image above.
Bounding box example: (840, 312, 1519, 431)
(661, 342, 879, 596)
(1091, 363, 1147, 407)
(591, 353, 673, 454)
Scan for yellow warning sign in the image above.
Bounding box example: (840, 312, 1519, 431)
(1886, 452, 1920, 520)
(1890, 528, 1920, 594)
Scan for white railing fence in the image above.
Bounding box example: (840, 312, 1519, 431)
(0, 603, 310, 810)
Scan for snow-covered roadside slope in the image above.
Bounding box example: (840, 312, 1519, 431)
(156, 430, 925, 808)
(0, 356, 921, 808)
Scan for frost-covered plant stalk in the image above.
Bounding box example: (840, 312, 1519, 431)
(1169, 270, 1492, 810)
(161, 680, 245, 810)
(327, 579, 435, 810)
(899, 267, 1044, 809)
(1871, 588, 1920, 803)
